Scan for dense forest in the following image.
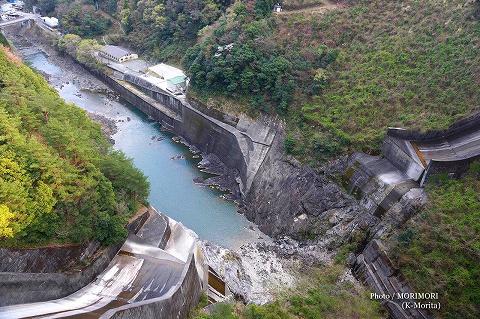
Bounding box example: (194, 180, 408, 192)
(185, 0, 480, 162)
(0, 46, 149, 246)
(25, 0, 480, 164)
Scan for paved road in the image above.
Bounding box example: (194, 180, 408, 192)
(0, 13, 37, 28)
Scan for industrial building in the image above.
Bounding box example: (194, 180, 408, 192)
(99, 45, 138, 63)
(146, 63, 187, 94)
(41, 16, 58, 28)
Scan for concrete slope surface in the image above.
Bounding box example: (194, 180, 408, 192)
(415, 127, 480, 162)
(386, 115, 480, 183)
(0, 210, 202, 319)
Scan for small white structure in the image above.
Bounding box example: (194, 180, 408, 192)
(99, 45, 138, 63)
(41, 17, 58, 28)
(146, 63, 187, 94)
(273, 3, 282, 13)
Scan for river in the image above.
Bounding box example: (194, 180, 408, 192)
(25, 52, 263, 249)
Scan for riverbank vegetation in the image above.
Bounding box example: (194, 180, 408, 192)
(191, 264, 383, 319)
(0, 46, 149, 246)
(57, 34, 103, 70)
(391, 162, 480, 319)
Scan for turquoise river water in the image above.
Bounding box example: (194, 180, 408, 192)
(26, 52, 262, 249)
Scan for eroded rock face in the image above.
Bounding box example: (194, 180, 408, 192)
(241, 131, 364, 245)
(0, 242, 101, 273)
(242, 129, 429, 251)
(201, 241, 299, 304)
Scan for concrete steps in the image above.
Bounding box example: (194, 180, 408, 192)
(353, 240, 433, 319)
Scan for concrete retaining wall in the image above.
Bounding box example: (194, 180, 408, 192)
(25, 21, 274, 197)
(100, 253, 202, 319)
(382, 136, 424, 182)
(96, 72, 251, 194)
(0, 243, 120, 306)
(387, 112, 480, 182)
(424, 158, 476, 182)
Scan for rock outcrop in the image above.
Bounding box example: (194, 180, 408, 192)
(201, 241, 298, 304)
(242, 128, 432, 319)
(241, 131, 365, 244)
(353, 240, 433, 319)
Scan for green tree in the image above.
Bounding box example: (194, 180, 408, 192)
(0, 205, 14, 238)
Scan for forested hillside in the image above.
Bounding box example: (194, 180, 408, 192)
(0, 46, 149, 246)
(26, 0, 232, 60)
(26, 0, 480, 164)
(185, 0, 480, 162)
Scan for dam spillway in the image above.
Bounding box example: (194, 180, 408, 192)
(0, 208, 205, 319)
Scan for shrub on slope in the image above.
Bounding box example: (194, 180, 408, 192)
(393, 163, 480, 318)
(0, 46, 149, 246)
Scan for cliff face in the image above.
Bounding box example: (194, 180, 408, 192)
(242, 122, 431, 240)
(241, 131, 364, 243)
(241, 128, 436, 319)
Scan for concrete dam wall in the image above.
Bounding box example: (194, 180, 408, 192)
(0, 208, 206, 318)
(97, 70, 276, 196)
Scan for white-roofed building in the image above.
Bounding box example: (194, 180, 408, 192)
(41, 17, 58, 28)
(99, 45, 138, 63)
(1, 4, 14, 13)
(146, 63, 187, 94)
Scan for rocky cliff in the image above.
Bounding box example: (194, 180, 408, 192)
(242, 128, 431, 319)
(242, 126, 428, 244)
(241, 130, 364, 244)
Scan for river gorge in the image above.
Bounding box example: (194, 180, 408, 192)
(0, 24, 304, 309)
(2, 1, 479, 317)
(25, 51, 263, 250)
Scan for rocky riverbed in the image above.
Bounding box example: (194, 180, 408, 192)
(201, 236, 334, 304)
